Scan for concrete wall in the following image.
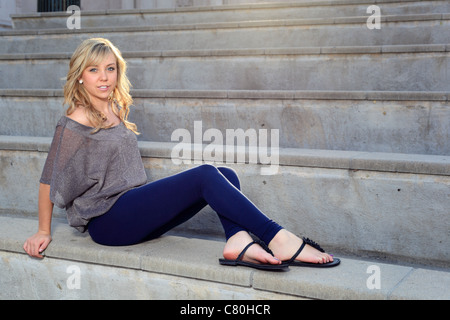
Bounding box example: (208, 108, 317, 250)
(1, 0, 279, 26)
(0, 94, 448, 155)
(1, 140, 449, 266)
(0, 0, 35, 26)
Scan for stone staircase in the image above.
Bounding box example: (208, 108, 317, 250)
(0, 0, 449, 299)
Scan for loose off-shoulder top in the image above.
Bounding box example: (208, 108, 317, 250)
(40, 116, 148, 232)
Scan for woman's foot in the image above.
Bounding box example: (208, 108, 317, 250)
(268, 229, 334, 264)
(223, 231, 281, 265)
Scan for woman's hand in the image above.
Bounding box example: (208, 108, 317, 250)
(23, 232, 52, 259)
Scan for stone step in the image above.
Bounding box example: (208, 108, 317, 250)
(0, 89, 448, 155)
(1, 14, 449, 54)
(0, 45, 448, 91)
(9, 0, 450, 30)
(1, 135, 449, 267)
(2, 0, 448, 300)
(2, 215, 449, 300)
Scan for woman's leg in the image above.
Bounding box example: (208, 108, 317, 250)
(88, 164, 282, 246)
(141, 167, 246, 241)
(89, 164, 334, 266)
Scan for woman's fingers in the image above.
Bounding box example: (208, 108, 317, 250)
(23, 233, 51, 258)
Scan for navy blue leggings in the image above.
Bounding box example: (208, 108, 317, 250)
(88, 164, 283, 246)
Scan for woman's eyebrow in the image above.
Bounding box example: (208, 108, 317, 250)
(86, 63, 116, 68)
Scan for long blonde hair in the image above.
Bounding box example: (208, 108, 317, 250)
(63, 38, 138, 134)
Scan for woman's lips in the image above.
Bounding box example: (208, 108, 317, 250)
(98, 85, 110, 92)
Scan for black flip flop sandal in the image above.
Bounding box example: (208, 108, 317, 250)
(284, 237, 340, 268)
(219, 239, 288, 271)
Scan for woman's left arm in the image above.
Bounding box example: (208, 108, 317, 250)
(23, 183, 54, 258)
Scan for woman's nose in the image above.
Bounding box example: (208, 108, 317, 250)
(99, 70, 108, 81)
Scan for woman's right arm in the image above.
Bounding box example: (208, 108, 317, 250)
(23, 183, 54, 258)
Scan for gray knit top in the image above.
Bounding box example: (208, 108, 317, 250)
(40, 116, 148, 232)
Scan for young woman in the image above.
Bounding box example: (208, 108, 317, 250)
(23, 38, 339, 270)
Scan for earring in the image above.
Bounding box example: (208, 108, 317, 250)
(79, 79, 83, 84)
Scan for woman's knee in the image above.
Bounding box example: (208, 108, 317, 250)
(195, 164, 241, 189)
(218, 166, 241, 190)
(196, 163, 218, 175)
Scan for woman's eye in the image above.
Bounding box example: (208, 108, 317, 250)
(89, 68, 97, 72)
(108, 67, 116, 71)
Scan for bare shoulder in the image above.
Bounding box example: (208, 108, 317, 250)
(66, 106, 93, 127)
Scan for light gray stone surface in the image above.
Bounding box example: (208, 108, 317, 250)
(1, 216, 449, 300)
(1, 0, 449, 300)
(8, 0, 450, 30)
(1, 17, 449, 54)
(1, 48, 448, 91)
(1, 139, 449, 267)
(0, 93, 449, 155)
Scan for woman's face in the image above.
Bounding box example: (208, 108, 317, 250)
(79, 53, 118, 106)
